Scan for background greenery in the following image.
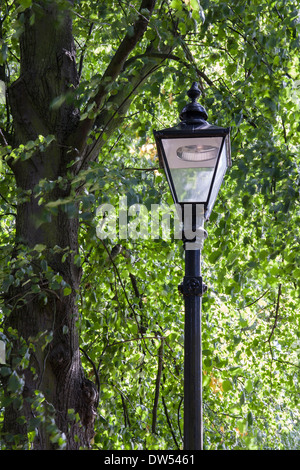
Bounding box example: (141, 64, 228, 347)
(0, 0, 300, 449)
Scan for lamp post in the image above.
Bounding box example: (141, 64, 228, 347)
(153, 82, 231, 450)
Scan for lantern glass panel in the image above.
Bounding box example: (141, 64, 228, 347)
(161, 136, 223, 203)
(206, 135, 230, 216)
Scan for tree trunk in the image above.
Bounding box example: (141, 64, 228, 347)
(2, 3, 98, 449)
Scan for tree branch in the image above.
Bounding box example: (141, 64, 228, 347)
(95, 0, 156, 103)
(177, 396, 183, 443)
(162, 394, 180, 449)
(121, 392, 131, 427)
(78, 22, 94, 78)
(72, 0, 157, 153)
(80, 347, 100, 407)
(152, 338, 164, 434)
(123, 50, 214, 89)
(76, 55, 165, 172)
(98, 238, 142, 333)
(238, 288, 270, 310)
(0, 127, 9, 146)
(267, 283, 282, 344)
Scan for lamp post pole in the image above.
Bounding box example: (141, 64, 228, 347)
(179, 203, 207, 450)
(183, 245, 203, 450)
(153, 82, 231, 451)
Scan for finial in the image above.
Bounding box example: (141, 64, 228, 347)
(187, 82, 201, 102)
(179, 82, 208, 123)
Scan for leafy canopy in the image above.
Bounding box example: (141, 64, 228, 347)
(0, 0, 300, 450)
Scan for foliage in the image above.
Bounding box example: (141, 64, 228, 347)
(0, 0, 300, 450)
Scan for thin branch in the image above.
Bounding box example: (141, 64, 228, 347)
(238, 288, 270, 310)
(76, 57, 164, 172)
(0, 127, 8, 146)
(80, 346, 100, 406)
(102, 380, 135, 409)
(0, 192, 12, 206)
(151, 339, 164, 434)
(0, 212, 16, 217)
(162, 394, 180, 450)
(128, 271, 149, 334)
(99, 121, 131, 164)
(117, 0, 128, 19)
(105, 335, 158, 349)
(123, 167, 159, 171)
(129, 272, 143, 309)
(78, 22, 94, 78)
(72, 0, 157, 153)
(281, 116, 289, 148)
(177, 396, 183, 443)
(98, 239, 144, 337)
(271, 357, 300, 370)
(179, 39, 213, 92)
(124, 49, 214, 91)
(267, 283, 282, 344)
(121, 392, 131, 427)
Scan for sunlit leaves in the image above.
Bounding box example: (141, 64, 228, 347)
(1, 0, 300, 451)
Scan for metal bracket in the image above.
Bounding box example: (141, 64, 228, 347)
(178, 276, 207, 297)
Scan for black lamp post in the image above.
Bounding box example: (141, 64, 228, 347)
(153, 82, 231, 450)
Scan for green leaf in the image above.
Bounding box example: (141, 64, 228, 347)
(0, 79, 5, 104)
(41, 259, 48, 271)
(63, 325, 69, 334)
(18, 0, 32, 8)
(31, 283, 40, 293)
(33, 244, 47, 253)
(7, 372, 23, 393)
(237, 420, 247, 435)
(222, 379, 232, 393)
(0, 366, 11, 377)
(190, 0, 200, 10)
(247, 411, 253, 426)
(170, 0, 182, 10)
(245, 379, 253, 394)
(28, 416, 42, 430)
(50, 95, 66, 110)
(63, 286, 72, 296)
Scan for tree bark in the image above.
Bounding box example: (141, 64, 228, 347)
(3, 2, 98, 449)
(2, 0, 165, 449)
